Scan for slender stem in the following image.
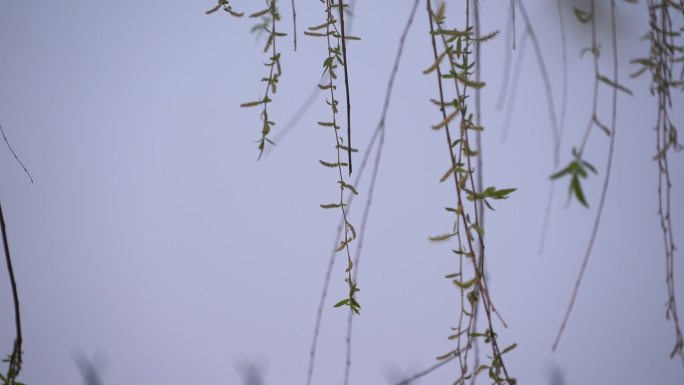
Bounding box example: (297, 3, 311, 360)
(338, 0, 353, 175)
(1, 198, 23, 383)
(553, 0, 619, 352)
(291, 0, 297, 50)
(514, 0, 560, 166)
(395, 353, 458, 385)
(343, 2, 421, 383)
(0, 125, 33, 184)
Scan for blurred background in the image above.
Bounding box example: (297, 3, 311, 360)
(0, 1, 682, 384)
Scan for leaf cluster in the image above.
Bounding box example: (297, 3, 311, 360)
(550, 148, 597, 208)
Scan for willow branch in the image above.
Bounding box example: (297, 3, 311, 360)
(553, 0, 620, 352)
(0, 124, 33, 183)
(343, 2, 420, 383)
(1, 197, 23, 383)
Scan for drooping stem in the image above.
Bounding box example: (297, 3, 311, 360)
(1, 197, 23, 384)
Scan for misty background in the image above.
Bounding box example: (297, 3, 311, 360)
(0, 1, 682, 384)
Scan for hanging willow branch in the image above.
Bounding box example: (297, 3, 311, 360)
(0, 198, 23, 385)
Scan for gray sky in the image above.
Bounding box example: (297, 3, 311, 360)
(0, 1, 683, 384)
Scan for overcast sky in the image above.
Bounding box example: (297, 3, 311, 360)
(0, 1, 683, 384)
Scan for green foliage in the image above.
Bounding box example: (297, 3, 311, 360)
(209, 0, 285, 158)
(0, 355, 24, 385)
(205, 0, 244, 17)
(551, 148, 597, 208)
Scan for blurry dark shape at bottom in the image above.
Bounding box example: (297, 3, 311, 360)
(235, 358, 268, 385)
(384, 362, 425, 385)
(72, 350, 107, 385)
(545, 363, 569, 385)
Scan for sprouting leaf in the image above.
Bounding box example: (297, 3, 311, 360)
(335, 238, 350, 252)
(453, 276, 477, 289)
(320, 202, 346, 209)
(304, 30, 330, 37)
(500, 343, 518, 355)
(240, 99, 264, 108)
(226, 9, 244, 17)
(429, 232, 457, 243)
(571, 176, 589, 207)
(309, 20, 335, 31)
(317, 121, 336, 127)
(455, 71, 486, 89)
(551, 149, 597, 208)
(336, 144, 358, 153)
(423, 51, 446, 74)
(206, 4, 222, 14)
(598, 75, 634, 95)
(347, 221, 357, 240)
(473, 30, 499, 42)
(319, 159, 348, 168)
(484, 187, 517, 200)
(249, 8, 270, 18)
(474, 364, 491, 376)
(471, 223, 484, 237)
(433, 1, 447, 24)
(333, 299, 350, 307)
(439, 163, 465, 182)
(432, 110, 458, 130)
(574, 7, 593, 23)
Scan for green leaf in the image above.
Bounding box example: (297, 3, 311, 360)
(432, 110, 458, 130)
(550, 164, 573, 180)
(439, 163, 465, 182)
(249, 8, 270, 18)
(206, 4, 222, 14)
(453, 276, 477, 289)
(574, 7, 593, 23)
(333, 299, 349, 307)
(571, 176, 589, 207)
(319, 159, 348, 168)
(320, 202, 346, 209)
(487, 187, 517, 200)
(240, 100, 263, 108)
(471, 223, 484, 237)
(500, 343, 518, 355)
(429, 232, 457, 243)
(597, 75, 634, 95)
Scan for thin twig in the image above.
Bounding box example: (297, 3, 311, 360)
(291, 0, 297, 50)
(514, 0, 561, 165)
(343, 2, 421, 383)
(470, 1, 484, 379)
(510, 0, 516, 50)
(1, 198, 23, 383)
(578, 0, 602, 155)
(496, 3, 515, 111)
(395, 354, 458, 385)
(646, 0, 684, 364)
(538, 180, 556, 253)
(305, 56, 386, 385)
(552, 0, 620, 352)
(427, 1, 512, 382)
(305, 119, 383, 385)
(265, 0, 357, 157)
(538, 0, 569, 254)
(263, 85, 320, 156)
(338, 0, 353, 174)
(501, 30, 529, 141)
(0, 124, 34, 183)
(556, 0, 568, 143)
